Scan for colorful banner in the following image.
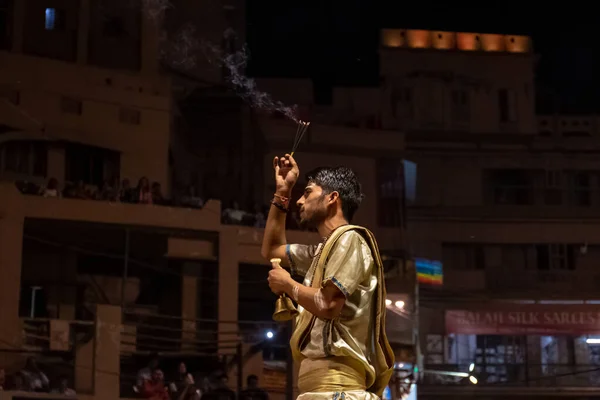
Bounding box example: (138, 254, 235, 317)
(446, 305, 600, 335)
(415, 258, 443, 286)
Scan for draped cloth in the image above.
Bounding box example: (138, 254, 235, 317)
(289, 225, 395, 398)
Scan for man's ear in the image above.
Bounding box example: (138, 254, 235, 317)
(328, 191, 340, 205)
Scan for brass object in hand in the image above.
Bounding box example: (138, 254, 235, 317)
(273, 294, 298, 322)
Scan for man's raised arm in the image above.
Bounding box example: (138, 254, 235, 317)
(260, 154, 299, 264)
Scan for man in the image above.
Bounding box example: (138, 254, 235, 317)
(240, 375, 269, 400)
(262, 154, 394, 400)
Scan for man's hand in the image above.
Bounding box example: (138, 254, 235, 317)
(268, 260, 293, 295)
(273, 154, 299, 195)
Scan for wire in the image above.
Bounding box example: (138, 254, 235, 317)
(23, 234, 268, 284)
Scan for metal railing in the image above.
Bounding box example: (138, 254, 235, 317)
(423, 363, 600, 387)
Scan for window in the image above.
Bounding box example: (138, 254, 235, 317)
(442, 243, 485, 270)
(118, 107, 141, 125)
(65, 143, 119, 186)
(0, 141, 47, 177)
(485, 169, 533, 205)
(569, 171, 591, 206)
(44, 8, 64, 31)
(61, 97, 82, 115)
(498, 88, 517, 123)
(451, 89, 470, 122)
(536, 244, 575, 270)
(377, 158, 405, 227)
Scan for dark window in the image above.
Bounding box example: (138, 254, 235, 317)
(65, 143, 119, 186)
(498, 89, 509, 122)
(377, 158, 405, 227)
(0, 141, 47, 176)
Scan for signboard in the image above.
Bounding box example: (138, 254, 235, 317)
(415, 258, 443, 286)
(446, 305, 600, 335)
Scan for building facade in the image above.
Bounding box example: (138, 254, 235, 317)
(0, 2, 412, 400)
(381, 30, 600, 399)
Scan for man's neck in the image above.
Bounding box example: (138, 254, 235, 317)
(317, 216, 349, 239)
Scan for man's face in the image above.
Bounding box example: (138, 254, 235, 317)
(296, 183, 329, 228)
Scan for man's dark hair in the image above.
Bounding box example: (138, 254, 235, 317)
(305, 166, 364, 222)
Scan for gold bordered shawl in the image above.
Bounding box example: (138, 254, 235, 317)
(289, 225, 395, 397)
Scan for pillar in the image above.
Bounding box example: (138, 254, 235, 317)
(76, 0, 91, 65)
(181, 263, 198, 350)
(94, 305, 121, 399)
(526, 336, 541, 386)
(58, 250, 77, 320)
(0, 183, 24, 366)
(219, 227, 239, 356)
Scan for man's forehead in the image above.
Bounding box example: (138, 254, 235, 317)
(305, 182, 319, 190)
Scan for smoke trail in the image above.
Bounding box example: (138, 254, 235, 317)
(141, 0, 172, 21)
(198, 30, 299, 122)
(161, 24, 200, 71)
(136, 0, 299, 122)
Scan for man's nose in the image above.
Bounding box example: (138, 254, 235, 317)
(296, 199, 303, 207)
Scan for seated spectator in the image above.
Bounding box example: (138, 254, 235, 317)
(71, 180, 91, 199)
(181, 185, 203, 209)
(142, 369, 169, 400)
(137, 357, 159, 391)
(169, 363, 198, 400)
(40, 178, 60, 198)
(136, 177, 153, 204)
(222, 201, 247, 225)
(120, 179, 136, 203)
(51, 376, 76, 396)
(99, 177, 120, 202)
(203, 374, 235, 400)
(253, 205, 266, 228)
(240, 375, 268, 400)
(0, 368, 5, 390)
(20, 357, 49, 392)
(152, 182, 166, 205)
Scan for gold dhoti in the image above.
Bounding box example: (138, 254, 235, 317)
(297, 357, 380, 400)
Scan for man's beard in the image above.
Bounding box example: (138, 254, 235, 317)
(299, 207, 328, 229)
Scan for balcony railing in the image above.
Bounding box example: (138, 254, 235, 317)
(423, 363, 600, 387)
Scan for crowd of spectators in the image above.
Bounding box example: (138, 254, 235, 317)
(0, 357, 269, 400)
(0, 357, 75, 395)
(15, 177, 312, 231)
(135, 358, 268, 400)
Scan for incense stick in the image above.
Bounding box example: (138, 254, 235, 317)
(290, 121, 310, 157)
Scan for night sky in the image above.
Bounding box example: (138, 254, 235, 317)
(246, 2, 600, 114)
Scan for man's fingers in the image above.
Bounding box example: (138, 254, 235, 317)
(285, 153, 298, 169)
(273, 156, 280, 172)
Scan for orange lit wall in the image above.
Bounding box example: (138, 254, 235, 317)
(381, 29, 531, 54)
